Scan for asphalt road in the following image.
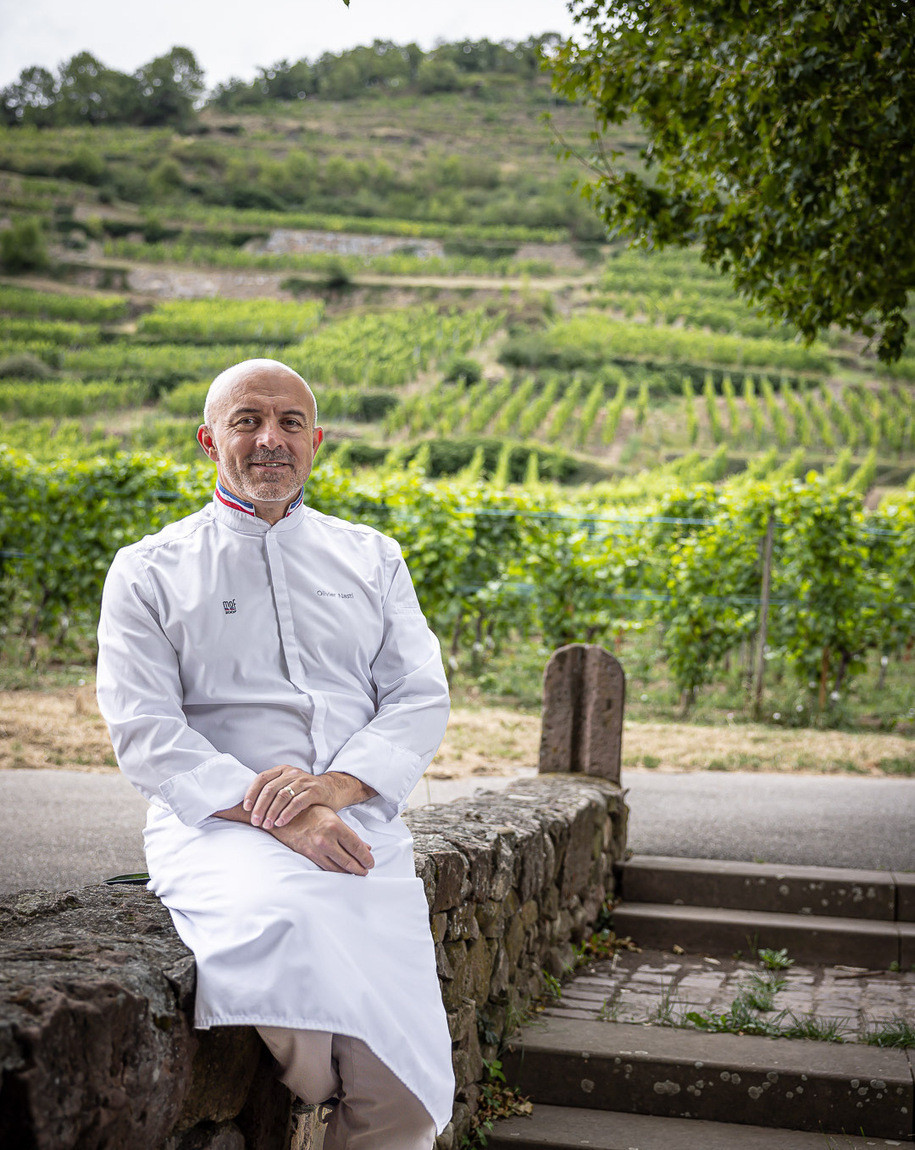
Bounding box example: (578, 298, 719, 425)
(621, 770, 914, 872)
(0, 767, 912, 898)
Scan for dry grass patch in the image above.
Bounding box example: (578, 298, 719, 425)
(429, 707, 540, 779)
(0, 686, 911, 778)
(0, 686, 543, 780)
(624, 722, 914, 775)
(0, 686, 116, 772)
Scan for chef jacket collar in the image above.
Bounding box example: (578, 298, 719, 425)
(212, 480, 306, 533)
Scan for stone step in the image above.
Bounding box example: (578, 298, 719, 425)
(486, 1103, 911, 1149)
(611, 901, 915, 968)
(619, 855, 907, 922)
(500, 1018, 914, 1140)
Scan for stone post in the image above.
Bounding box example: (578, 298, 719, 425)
(538, 644, 625, 783)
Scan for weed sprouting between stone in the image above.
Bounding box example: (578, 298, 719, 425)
(861, 1016, 915, 1049)
(758, 946, 795, 971)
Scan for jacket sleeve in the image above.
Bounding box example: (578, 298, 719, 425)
(96, 547, 259, 828)
(324, 540, 450, 820)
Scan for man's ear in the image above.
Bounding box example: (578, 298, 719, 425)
(197, 425, 219, 462)
(313, 426, 324, 453)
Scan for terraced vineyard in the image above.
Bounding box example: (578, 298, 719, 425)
(1, 44, 913, 730)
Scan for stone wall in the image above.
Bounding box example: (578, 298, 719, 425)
(408, 775, 627, 1148)
(0, 775, 626, 1150)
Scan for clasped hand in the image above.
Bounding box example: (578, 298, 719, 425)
(244, 765, 347, 829)
(242, 766, 375, 877)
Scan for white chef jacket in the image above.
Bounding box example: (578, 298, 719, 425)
(96, 486, 455, 1131)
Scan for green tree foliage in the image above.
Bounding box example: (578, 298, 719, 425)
(55, 52, 140, 126)
(551, 1, 915, 361)
(1, 47, 203, 129)
(1, 66, 58, 127)
(124, 48, 204, 128)
(208, 37, 555, 108)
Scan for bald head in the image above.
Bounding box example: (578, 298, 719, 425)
(196, 357, 324, 524)
(203, 358, 318, 431)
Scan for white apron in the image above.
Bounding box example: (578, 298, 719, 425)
(143, 803, 454, 1130)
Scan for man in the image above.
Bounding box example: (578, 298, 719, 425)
(96, 358, 454, 1149)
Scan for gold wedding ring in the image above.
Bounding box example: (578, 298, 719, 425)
(282, 784, 297, 799)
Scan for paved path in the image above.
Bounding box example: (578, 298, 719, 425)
(546, 947, 915, 1037)
(0, 768, 912, 898)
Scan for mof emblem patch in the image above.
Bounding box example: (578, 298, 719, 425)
(223, 599, 236, 614)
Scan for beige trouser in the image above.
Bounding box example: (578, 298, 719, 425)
(257, 1025, 437, 1150)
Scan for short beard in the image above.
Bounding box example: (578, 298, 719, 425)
(223, 454, 302, 505)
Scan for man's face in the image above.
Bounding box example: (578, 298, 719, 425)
(197, 364, 323, 522)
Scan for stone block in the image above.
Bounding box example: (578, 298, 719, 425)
(546, 942, 576, 979)
(474, 900, 504, 938)
(502, 889, 521, 920)
(413, 852, 437, 909)
(545, 820, 571, 883)
(451, 1047, 471, 1091)
(0, 886, 197, 1150)
(538, 829, 557, 891)
(539, 644, 624, 781)
(447, 1000, 476, 1045)
(435, 942, 454, 981)
(517, 834, 549, 904)
(164, 1121, 245, 1150)
(893, 871, 915, 922)
(430, 846, 469, 913)
(488, 944, 511, 998)
(450, 1101, 472, 1146)
(447, 833, 496, 895)
(561, 807, 600, 902)
(463, 1019, 484, 1085)
(466, 936, 496, 1004)
(489, 836, 518, 902)
(621, 856, 898, 920)
(232, 1039, 294, 1150)
(504, 914, 526, 967)
(441, 943, 473, 1011)
(458, 1080, 481, 1113)
(175, 1028, 262, 1131)
(504, 1017, 913, 1140)
(434, 1121, 455, 1150)
(900, 923, 915, 968)
(447, 903, 480, 942)
(520, 899, 539, 930)
(541, 886, 560, 921)
(430, 912, 449, 944)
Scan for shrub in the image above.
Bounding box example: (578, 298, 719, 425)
(0, 352, 55, 380)
(442, 356, 483, 386)
(55, 145, 108, 186)
(416, 58, 463, 94)
(0, 218, 50, 274)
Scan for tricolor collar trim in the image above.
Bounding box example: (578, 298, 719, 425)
(214, 481, 304, 518)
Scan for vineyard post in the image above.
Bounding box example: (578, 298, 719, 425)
(751, 514, 775, 720)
